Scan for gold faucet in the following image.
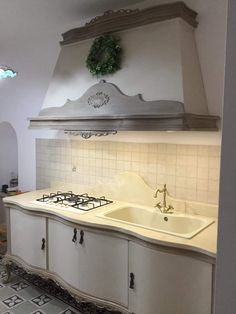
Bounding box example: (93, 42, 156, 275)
(154, 184, 174, 214)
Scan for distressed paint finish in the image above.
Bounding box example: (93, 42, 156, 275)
(29, 80, 219, 133)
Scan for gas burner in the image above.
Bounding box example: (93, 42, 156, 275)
(34, 191, 113, 213)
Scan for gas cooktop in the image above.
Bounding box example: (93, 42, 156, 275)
(32, 191, 113, 214)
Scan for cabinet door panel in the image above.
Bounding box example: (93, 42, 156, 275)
(78, 231, 128, 307)
(48, 219, 80, 289)
(129, 242, 212, 314)
(10, 208, 46, 269)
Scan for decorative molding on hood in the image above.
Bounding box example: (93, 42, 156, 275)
(29, 80, 220, 137)
(64, 130, 117, 139)
(61, 2, 198, 45)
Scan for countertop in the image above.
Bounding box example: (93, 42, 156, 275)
(0, 192, 7, 198)
(3, 189, 217, 260)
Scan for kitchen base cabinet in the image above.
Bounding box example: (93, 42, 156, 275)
(78, 231, 129, 307)
(48, 219, 129, 308)
(10, 208, 46, 269)
(3, 206, 214, 314)
(128, 242, 212, 314)
(48, 219, 80, 289)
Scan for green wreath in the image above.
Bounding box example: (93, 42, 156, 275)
(86, 35, 122, 76)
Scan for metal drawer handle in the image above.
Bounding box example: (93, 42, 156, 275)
(130, 272, 135, 289)
(72, 228, 77, 243)
(41, 238, 45, 250)
(79, 230, 84, 244)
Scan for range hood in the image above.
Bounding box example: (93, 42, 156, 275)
(29, 2, 220, 138)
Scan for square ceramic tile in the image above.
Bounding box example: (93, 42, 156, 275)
(59, 309, 79, 314)
(31, 295, 52, 307)
(17, 285, 43, 301)
(2, 295, 25, 308)
(40, 299, 70, 314)
(36, 139, 220, 206)
(10, 281, 29, 292)
(12, 301, 39, 314)
(0, 286, 21, 300)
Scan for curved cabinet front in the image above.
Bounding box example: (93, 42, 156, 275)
(128, 242, 212, 314)
(48, 219, 80, 289)
(48, 219, 129, 308)
(5, 206, 214, 314)
(77, 229, 128, 307)
(10, 208, 46, 269)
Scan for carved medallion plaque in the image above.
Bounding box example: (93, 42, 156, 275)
(87, 92, 110, 109)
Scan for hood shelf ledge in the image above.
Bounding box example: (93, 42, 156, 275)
(29, 80, 220, 138)
(29, 80, 220, 137)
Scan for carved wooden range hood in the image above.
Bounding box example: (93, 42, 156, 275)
(29, 2, 220, 138)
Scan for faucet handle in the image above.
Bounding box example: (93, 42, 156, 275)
(166, 205, 174, 213)
(155, 202, 162, 210)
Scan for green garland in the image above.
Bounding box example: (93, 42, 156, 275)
(86, 35, 122, 76)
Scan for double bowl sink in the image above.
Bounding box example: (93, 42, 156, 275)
(97, 206, 215, 239)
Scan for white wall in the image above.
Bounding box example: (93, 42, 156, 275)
(0, 6, 81, 191)
(0, 0, 227, 191)
(0, 122, 18, 188)
(214, 0, 236, 312)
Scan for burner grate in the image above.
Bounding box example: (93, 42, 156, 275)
(36, 191, 113, 212)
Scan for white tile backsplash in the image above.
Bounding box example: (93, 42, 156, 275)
(36, 139, 221, 205)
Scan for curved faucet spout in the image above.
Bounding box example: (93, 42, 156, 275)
(154, 184, 174, 214)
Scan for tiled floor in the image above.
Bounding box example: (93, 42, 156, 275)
(0, 268, 81, 314)
(0, 259, 119, 314)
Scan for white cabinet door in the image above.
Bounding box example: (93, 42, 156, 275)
(10, 208, 46, 269)
(78, 230, 129, 307)
(48, 219, 80, 289)
(129, 242, 212, 314)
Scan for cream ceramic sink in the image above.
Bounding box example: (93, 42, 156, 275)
(98, 206, 215, 239)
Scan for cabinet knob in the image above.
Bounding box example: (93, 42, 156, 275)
(130, 272, 135, 289)
(72, 228, 77, 243)
(41, 238, 46, 250)
(79, 230, 84, 244)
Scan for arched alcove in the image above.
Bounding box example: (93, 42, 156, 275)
(0, 122, 18, 190)
(0, 122, 18, 251)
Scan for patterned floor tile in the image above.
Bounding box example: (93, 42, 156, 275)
(41, 299, 69, 314)
(0, 287, 20, 301)
(2, 295, 25, 308)
(18, 285, 44, 300)
(10, 281, 29, 292)
(0, 258, 120, 314)
(10, 300, 38, 314)
(60, 309, 80, 314)
(31, 295, 52, 307)
(0, 302, 10, 313)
